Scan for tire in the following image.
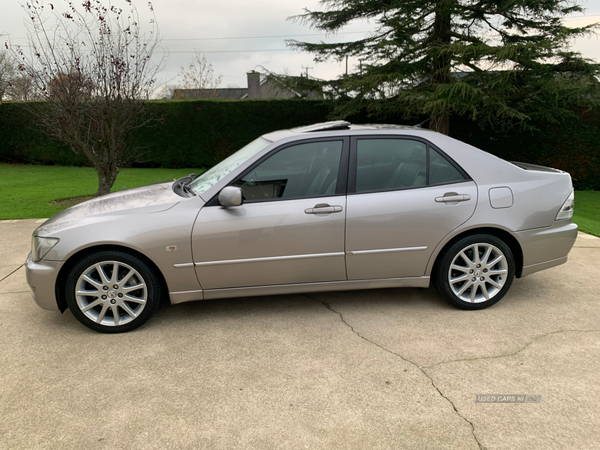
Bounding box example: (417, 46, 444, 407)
(433, 234, 515, 310)
(65, 250, 162, 333)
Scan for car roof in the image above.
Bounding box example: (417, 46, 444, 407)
(262, 121, 439, 142)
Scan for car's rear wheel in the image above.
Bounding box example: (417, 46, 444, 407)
(65, 250, 162, 333)
(433, 234, 515, 310)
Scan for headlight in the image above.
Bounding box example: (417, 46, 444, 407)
(555, 191, 574, 221)
(31, 236, 60, 262)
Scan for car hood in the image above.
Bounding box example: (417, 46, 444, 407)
(36, 181, 182, 235)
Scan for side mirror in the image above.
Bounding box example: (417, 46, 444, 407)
(218, 186, 243, 207)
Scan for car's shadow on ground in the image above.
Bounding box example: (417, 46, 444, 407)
(36, 286, 448, 335)
(151, 286, 451, 327)
(43, 274, 554, 335)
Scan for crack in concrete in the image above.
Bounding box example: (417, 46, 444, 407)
(422, 329, 600, 370)
(306, 294, 485, 450)
(0, 265, 24, 283)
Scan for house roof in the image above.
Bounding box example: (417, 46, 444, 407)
(172, 88, 248, 100)
(170, 71, 323, 100)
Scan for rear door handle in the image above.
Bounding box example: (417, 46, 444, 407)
(435, 192, 471, 203)
(305, 203, 343, 214)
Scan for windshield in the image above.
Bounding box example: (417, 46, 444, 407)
(189, 137, 271, 195)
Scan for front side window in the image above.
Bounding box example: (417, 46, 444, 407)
(234, 141, 343, 201)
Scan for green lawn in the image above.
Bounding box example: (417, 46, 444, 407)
(1, 164, 599, 238)
(573, 190, 600, 238)
(0, 164, 204, 219)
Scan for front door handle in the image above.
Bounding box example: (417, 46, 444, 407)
(435, 192, 471, 203)
(305, 203, 343, 214)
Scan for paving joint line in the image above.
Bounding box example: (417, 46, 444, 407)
(0, 265, 24, 283)
(422, 329, 600, 370)
(306, 294, 485, 450)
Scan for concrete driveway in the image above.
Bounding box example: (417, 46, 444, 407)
(1, 219, 599, 450)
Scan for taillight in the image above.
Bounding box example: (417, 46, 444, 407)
(555, 191, 574, 221)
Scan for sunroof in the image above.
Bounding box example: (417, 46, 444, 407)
(291, 121, 351, 133)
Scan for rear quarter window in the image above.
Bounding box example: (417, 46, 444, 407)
(429, 148, 466, 185)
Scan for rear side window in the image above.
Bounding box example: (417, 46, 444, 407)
(354, 138, 466, 193)
(356, 139, 427, 192)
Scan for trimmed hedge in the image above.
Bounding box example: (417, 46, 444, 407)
(0, 102, 87, 166)
(450, 111, 600, 191)
(1, 99, 599, 189)
(0, 99, 332, 168)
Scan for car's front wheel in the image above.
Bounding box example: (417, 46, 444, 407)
(433, 234, 515, 310)
(65, 250, 162, 333)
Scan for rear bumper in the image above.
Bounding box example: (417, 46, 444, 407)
(517, 221, 578, 277)
(25, 253, 63, 311)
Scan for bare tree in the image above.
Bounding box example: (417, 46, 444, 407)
(173, 50, 222, 99)
(46, 71, 95, 98)
(8, 0, 164, 196)
(0, 49, 17, 101)
(5, 74, 42, 101)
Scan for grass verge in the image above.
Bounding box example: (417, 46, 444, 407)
(573, 190, 600, 237)
(0, 164, 204, 219)
(1, 164, 598, 238)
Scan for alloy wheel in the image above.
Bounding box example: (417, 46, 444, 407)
(448, 243, 508, 303)
(75, 261, 148, 326)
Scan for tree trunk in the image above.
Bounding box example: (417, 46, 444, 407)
(429, 0, 454, 135)
(429, 113, 450, 134)
(95, 165, 118, 197)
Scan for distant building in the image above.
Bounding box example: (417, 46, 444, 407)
(171, 70, 323, 100)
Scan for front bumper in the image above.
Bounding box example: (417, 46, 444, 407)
(25, 253, 64, 311)
(516, 221, 578, 277)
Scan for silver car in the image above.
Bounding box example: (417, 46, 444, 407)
(26, 122, 578, 333)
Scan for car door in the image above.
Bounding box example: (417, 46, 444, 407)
(345, 136, 477, 280)
(192, 138, 349, 290)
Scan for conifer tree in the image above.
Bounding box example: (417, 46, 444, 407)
(288, 0, 600, 134)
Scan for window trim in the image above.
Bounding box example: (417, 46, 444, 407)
(206, 136, 350, 206)
(348, 135, 472, 195)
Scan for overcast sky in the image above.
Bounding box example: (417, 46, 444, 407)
(2, 0, 600, 90)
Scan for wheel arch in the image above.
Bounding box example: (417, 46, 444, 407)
(429, 226, 524, 280)
(55, 244, 170, 313)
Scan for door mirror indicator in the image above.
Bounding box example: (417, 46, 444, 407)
(218, 186, 244, 207)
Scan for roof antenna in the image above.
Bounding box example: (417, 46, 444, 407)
(414, 117, 431, 128)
